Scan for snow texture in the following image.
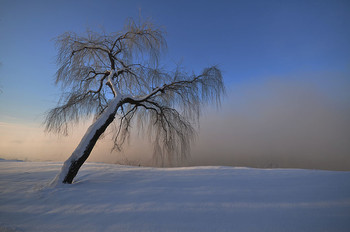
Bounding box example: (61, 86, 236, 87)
(1, 160, 350, 232)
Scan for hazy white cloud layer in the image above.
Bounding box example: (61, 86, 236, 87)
(1, 72, 349, 170)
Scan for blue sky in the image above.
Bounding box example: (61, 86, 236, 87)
(1, 0, 349, 122)
(0, 0, 349, 168)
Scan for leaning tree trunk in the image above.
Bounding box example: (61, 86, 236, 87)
(50, 95, 123, 185)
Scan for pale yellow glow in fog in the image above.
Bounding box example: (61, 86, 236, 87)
(0, 121, 152, 165)
(0, 121, 82, 161)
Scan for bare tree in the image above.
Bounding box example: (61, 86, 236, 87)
(46, 19, 225, 185)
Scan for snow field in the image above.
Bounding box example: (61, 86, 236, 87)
(1, 161, 350, 232)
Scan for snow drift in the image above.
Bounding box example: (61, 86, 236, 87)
(0, 160, 349, 232)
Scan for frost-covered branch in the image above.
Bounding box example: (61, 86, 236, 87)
(109, 66, 225, 165)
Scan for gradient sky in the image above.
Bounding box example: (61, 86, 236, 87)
(0, 0, 349, 169)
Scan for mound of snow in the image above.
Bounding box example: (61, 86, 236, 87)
(0, 161, 350, 232)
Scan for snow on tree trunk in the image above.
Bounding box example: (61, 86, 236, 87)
(50, 94, 123, 185)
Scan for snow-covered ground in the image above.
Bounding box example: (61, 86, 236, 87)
(0, 160, 349, 232)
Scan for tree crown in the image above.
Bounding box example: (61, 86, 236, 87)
(45, 19, 225, 165)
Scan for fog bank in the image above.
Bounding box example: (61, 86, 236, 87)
(191, 72, 350, 170)
(1, 72, 349, 170)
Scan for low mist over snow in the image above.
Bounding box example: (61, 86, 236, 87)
(1, 160, 349, 232)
